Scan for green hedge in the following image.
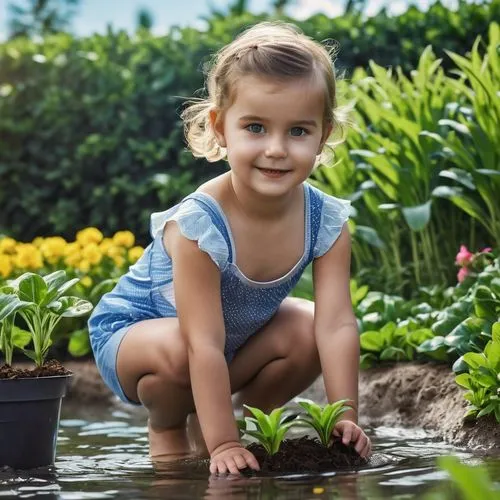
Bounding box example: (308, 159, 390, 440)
(0, 0, 497, 244)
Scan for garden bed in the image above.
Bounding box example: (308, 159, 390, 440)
(61, 360, 500, 452)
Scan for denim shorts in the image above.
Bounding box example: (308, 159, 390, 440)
(91, 322, 142, 406)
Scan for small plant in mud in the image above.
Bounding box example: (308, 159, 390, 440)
(293, 398, 352, 446)
(238, 405, 296, 455)
(238, 401, 367, 474)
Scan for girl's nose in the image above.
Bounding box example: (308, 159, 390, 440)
(264, 136, 287, 159)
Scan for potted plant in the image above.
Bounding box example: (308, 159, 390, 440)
(238, 400, 368, 474)
(0, 270, 93, 469)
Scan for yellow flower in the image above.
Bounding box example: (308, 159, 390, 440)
(76, 227, 103, 246)
(128, 246, 144, 263)
(14, 243, 43, 270)
(312, 487, 324, 494)
(0, 254, 13, 278)
(64, 242, 81, 256)
(99, 238, 113, 253)
(82, 243, 102, 266)
(63, 242, 82, 268)
(40, 236, 67, 264)
(112, 255, 125, 268)
(106, 245, 124, 259)
(0, 237, 16, 254)
(112, 230, 135, 248)
(32, 236, 44, 248)
(78, 260, 91, 273)
(80, 276, 93, 288)
(64, 253, 81, 267)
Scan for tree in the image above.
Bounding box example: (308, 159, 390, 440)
(136, 7, 155, 31)
(344, 0, 367, 14)
(7, 0, 80, 39)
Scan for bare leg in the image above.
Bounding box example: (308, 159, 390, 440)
(228, 298, 320, 413)
(116, 318, 196, 457)
(115, 298, 319, 458)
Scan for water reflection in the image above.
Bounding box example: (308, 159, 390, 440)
(0, 402, 498, 499)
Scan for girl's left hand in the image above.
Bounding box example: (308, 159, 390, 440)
(333, 420, 372, 458)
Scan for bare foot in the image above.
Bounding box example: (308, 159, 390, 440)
(148, 419, 192, 459)
(187, 413, 209, 458)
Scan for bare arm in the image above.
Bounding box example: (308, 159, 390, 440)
(168, 224, 259, 472)
(312, 225, 359, 423)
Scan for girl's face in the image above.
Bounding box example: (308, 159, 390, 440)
(211, 74, 332, 198)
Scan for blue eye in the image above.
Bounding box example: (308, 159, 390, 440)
(247, 123, 264, 134)
(290, 127, 306, 137)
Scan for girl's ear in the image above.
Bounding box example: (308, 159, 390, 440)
(209, 108, 227, 148)
(317, 123, 333, 155)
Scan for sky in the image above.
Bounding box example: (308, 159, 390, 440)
(0, 0, 475, 40)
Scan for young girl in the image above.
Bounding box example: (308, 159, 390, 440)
(88, 21, 371, 475)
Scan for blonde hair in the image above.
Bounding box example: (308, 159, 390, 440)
(181, 21, 350, 163)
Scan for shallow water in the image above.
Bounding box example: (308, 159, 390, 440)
(1, 402, 499, 499)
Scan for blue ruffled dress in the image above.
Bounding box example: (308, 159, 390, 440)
(88, 182, 350, 404)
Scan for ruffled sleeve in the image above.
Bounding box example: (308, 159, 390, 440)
(314, 194, 351, 258)
(150, 199, 229, 269)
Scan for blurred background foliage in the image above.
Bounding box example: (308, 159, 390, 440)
(0, 0, 499, 296)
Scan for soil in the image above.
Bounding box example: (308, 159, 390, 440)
(245, 436, 367, 474)
(0, 359, 72, 379)
(21, 359, 499, 452)
(305, 362, 500, 452)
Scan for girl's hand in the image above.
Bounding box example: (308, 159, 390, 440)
(209, 443, 260, 475)
(333, 420, 372, 458)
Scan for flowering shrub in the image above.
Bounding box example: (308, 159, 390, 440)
(455, 245, 493, 284)
(0, 228, 143, 281)
(0, 228, 144, 358)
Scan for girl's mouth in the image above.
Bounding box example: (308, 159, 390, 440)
(256, 167, 291, 178)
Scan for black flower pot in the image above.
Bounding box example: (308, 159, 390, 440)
(0, 374, 72, 469)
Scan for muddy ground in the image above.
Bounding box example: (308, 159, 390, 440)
(62, 360, 499, 452)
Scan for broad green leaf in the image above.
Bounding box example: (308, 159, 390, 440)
(11, 326, 31, 348)
(0, 294, 31, 321)
(380, 346, 407, 360)
(462, 352, 487, 370)
(455, 373, 473, 390)
(492, 322, 500, 344)
(360, 331, 384, 352)
(439, 168, 476, 190)
(402, 201, 432, 232)
(354, 225, 386, 249)
(17, 273, 48, 305)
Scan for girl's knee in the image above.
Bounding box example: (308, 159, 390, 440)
(286, 300, 318, 361)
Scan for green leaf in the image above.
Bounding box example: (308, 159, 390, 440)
(492, 322, 500, 344)
(380, 346, 408, 360)
(17, 273, 48, 305)
(462, 352, 487, 370)
(0, 293, 31, 321)
(402, 201, 432, 232)
(11, 326, 31, 348)
(68, 328, 91, 357)
(354, 225, 386, 249)
(360, 331, 385, 352)
(48, 296, 93, 317)
(455, 373, 472, 390)
(243, 405, 272, 437)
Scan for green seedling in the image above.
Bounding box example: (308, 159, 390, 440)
(238, 404, 296, 456)
(8, 270, 93, 367)
(0, 291, 31, 365)
(294, 398, 352, 447)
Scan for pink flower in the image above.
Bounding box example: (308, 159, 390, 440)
(480, 247, 492, 253)
(457, 267, 469, 283)
(455, 245, 473, 266)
